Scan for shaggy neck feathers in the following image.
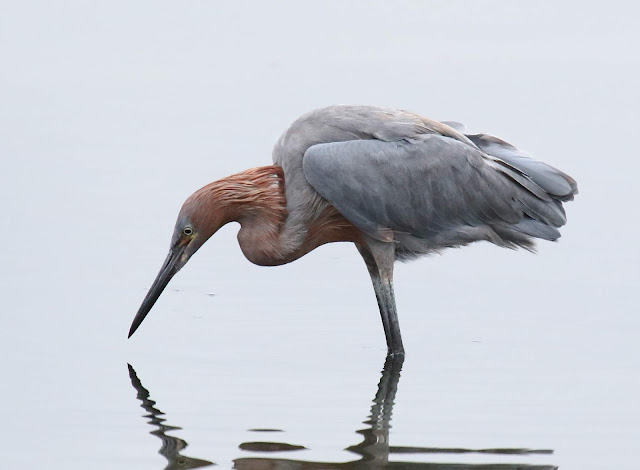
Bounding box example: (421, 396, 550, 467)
(181, 165, 359, 266)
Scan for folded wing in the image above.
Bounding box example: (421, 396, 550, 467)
(302, 135, 576, 253)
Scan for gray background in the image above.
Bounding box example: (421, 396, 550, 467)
(1, 1, 638, 469)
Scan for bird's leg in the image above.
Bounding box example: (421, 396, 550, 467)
(356, 241, 405, 356)
(380, 276, 404, 357)
(357, 244, 393, 349)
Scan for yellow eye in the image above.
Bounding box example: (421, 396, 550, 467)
(183, 226, 193, 236)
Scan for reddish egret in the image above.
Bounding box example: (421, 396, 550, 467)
(128, 105, 577, 355)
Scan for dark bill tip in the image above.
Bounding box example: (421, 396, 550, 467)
(128, 246, 185, 338)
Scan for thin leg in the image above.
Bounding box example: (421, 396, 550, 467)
(379, 277, 404, 356)
(357, 241, 405, 356)
(357, 244, 393, 348)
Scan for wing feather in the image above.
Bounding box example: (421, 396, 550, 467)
(468, 133, 578, 201)
(303, 135, 573, 249)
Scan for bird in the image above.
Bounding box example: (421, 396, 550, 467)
(128, 105, 577, 356)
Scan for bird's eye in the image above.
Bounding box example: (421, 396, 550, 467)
(183, 227, 193, 236)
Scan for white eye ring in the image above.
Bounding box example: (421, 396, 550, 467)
(183, 227, 193, 236)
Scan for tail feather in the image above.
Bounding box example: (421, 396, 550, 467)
(464, 131, 577, 245)
(468, 133, 578, 201)
(510, 218, 562, 241)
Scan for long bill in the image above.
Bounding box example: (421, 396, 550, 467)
(128, 244, 187, 338)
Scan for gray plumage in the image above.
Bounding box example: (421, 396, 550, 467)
(271, 105, 577, 355)
(274, 105, 577, 259)
(131, 104, 578, 356)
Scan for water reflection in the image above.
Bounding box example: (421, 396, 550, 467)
(128, 357, 557, 469)
(127, 364, 214, 469)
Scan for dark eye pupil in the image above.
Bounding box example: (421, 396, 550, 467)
(184, 227, 192, 235)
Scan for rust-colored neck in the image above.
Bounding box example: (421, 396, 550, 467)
(182, 164, 286, 236)
(183, 165, 361, 266)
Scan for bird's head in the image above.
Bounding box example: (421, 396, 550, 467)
(127, 166, 285, 338)
(127, 188, 226, 338)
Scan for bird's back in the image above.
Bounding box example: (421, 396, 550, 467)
(273, 105, 472, 164)
(273, 105, 577, 257)
(272, 106, 472, 234)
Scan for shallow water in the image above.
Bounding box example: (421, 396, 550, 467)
(1, 2, 639, 469)
(127, 358, 557, 470)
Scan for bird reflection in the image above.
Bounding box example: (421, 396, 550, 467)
(235, 355, 556, 470)
(128, 358, 557, 469)
(127, 364, 214, 469)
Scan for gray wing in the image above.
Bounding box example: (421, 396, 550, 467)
(435, 119, 577, 201)
(303, 135, 575, 251)
(467, 133, 578, 201)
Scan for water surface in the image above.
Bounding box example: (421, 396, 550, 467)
(1, 1, 639, 469)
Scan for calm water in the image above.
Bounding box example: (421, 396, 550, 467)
(1, 2, 639, 469)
